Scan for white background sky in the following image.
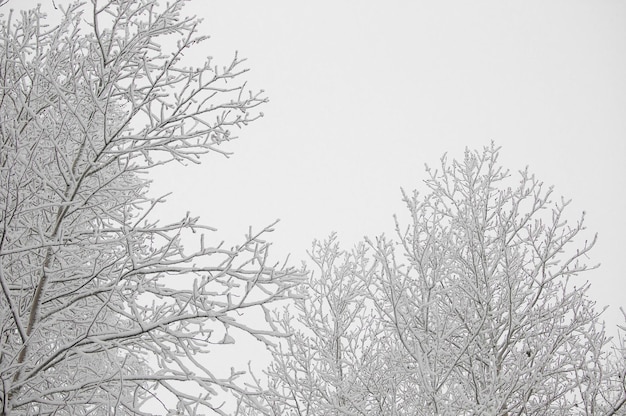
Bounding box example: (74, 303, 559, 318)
(10, 0, 626, 333)
(160, 0, 626, 331)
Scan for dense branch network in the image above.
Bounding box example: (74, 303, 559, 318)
(244, 145, 626, 416)
(0, 1, 302, 415)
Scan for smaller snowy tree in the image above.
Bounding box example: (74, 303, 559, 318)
(244, 236, 404, 416)
(0, 1, 303, 415)
(249, 145, 626, 416)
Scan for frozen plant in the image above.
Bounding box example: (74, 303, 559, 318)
(0, 1, 303, 414)
(248, 144, 626, 416)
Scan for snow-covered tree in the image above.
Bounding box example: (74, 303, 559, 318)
(0, 1, 302, 414)
(250, 145, 626, 416)
(365, 145, 625, 415)
(247, 236, 401, 416)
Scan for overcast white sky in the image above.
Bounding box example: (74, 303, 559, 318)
(157, 0, 626, 330)
(11, 0, 626, 329)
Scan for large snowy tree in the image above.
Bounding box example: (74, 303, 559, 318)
(0, 1, 302, 414)
(250, 145, 626, 416)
